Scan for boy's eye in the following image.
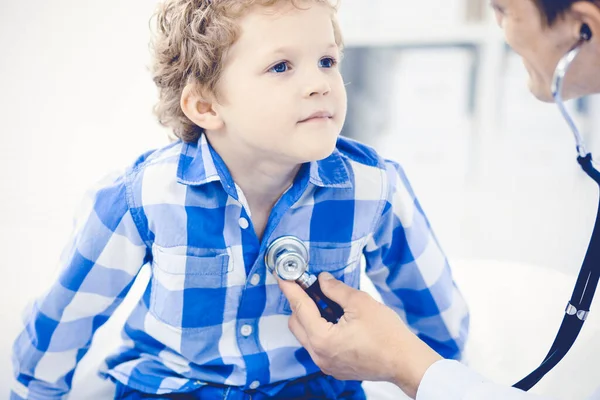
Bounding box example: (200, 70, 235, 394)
(269, 62, 289, 73)
(320, 57, 337, 68)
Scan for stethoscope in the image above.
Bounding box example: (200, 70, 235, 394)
(513, 25, 600, 391)
(265, 236, 345, 323)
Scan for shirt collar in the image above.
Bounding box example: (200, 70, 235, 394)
(308, 148, 352, 189)
(177, 134, 227, 187)
(177, 134, 352, 189)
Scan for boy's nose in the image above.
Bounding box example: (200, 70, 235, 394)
(303, 73, 331, 97)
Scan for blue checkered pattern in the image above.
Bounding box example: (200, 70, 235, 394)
(11, 135, 469, 399)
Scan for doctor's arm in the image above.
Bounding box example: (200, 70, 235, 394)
(278, 274, 562, 400)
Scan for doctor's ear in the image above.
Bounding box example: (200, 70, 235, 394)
(180, 84, 224, 132)
(571, 2, 600, 43)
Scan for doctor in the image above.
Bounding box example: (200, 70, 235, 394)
(278, 0, 600, 399)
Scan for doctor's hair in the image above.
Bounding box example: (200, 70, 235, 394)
(150, 0, 342, 143)
(534, 0, 600, 25)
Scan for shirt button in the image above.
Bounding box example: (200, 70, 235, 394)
(249, 381, 260, 390)
(249, 274, 260, 286)
(240, 324, 253, 337)
(238, 217, 249, 229)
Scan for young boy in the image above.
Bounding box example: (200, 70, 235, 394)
(11, 1, 469, 399)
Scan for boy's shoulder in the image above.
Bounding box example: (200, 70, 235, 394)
(128, 140, 184, 174)
(123, 141, 186, 199)
(334, 136, 407, 194)
(335, 136, 385, 169)
(335, 135, 401, 174)
(87, 141, 183, 197)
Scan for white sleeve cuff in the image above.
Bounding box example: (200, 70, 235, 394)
(416, 359, 487, 400)
(416, 360, 559, 400)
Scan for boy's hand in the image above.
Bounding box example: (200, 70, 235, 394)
(277, 273, 443, 399)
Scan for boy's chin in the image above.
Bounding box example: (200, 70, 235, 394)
(302, 137, 339, 162)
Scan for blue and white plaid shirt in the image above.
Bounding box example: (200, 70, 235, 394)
(12, 134, 469, 399)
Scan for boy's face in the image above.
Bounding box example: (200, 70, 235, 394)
(211, 1, 347, 164)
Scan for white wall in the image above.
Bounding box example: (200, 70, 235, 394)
(0, 0, 169, 390)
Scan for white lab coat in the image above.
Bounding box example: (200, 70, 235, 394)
(417, 360, 600, 399)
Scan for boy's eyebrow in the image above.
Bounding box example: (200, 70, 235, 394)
(265, 43, 338, 56)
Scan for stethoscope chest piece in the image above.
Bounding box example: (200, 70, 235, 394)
(265, 235, 344, 323)
(265, 236, 309, 281)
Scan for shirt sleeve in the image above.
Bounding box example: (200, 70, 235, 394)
(363, 160, 469, 359)
(417, 360, 558, 400)
(10, 172, 149, 399)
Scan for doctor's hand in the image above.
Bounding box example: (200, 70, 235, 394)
(278, 273, 443, 399)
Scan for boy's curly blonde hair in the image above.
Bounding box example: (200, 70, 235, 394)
(151, 0, 343, 143)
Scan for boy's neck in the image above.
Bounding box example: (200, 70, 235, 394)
(235, 165, 300, 213)
(206, 133, 302, 213)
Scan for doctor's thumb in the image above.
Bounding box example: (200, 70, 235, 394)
(318, 272, 357, 308)
(319, 272, 335, 281)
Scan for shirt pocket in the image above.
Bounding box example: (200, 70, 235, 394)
(150, 244, 232, 329)
(278, 242, 363, 315)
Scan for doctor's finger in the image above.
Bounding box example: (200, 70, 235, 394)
(278, 279, 330, 336)
(317, 272, 365, 309)
(278, 278, 312, 309)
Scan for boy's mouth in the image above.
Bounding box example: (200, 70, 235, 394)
(298, 111, 333, 123)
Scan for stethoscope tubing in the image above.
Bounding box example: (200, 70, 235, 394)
(514, 40, 600, 391)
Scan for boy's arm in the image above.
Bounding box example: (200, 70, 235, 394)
(363, 160, 469, 360)
(11, 173, 149, 399)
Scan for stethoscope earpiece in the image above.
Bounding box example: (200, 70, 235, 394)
(580, 23, 592, 41)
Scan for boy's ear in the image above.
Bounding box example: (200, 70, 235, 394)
(180, 84, 224, 131)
